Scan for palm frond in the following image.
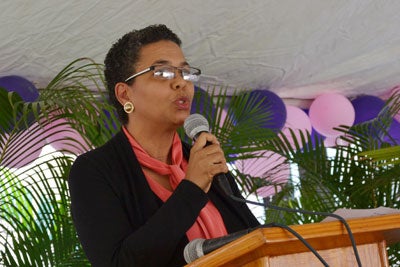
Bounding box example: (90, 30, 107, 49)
(0, 58, 117, 265)
(1, 58, 399, 265)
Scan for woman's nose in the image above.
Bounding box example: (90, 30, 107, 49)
(171, 75, 188, 90)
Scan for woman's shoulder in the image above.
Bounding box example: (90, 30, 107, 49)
(68, 131, 134, 202)
(73, 131, 129, 167)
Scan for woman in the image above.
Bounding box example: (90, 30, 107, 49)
(68, 24, 260, 267)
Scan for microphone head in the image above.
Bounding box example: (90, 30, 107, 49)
(184, 113, 209, 139)
(183, 238, 205, 263)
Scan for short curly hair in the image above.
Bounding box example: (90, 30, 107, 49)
(104, 24, 182, 125)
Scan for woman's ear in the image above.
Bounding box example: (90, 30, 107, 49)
(114, 82, 130, 105)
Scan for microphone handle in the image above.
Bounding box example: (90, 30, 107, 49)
(214, 173, 234, 196)
(202, 228, 254, 255)
(195, 134, 234, 196)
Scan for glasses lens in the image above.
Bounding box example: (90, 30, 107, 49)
(154, 66, 175, 79)
(183, 73, 199, 82)
(182, 68, 200, 82)
(153, 65, 200, 82)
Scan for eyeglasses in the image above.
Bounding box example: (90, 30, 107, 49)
(124, 64, 201, 83)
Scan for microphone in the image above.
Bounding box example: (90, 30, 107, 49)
(184, 224, 330, 266)
(183, 227, 256, 264)
(184, 113, 233, 196)
(184, 113, 362, 267)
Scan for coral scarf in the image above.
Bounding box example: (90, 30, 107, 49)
(123, 127, 227, 240)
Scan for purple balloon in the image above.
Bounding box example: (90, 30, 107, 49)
(102, 109, 119, 134)
(351, 95, 385, 125)
(0, 75, 39, 102)
(247, 89, 287, 131)
(190, 86, 216, 124)
(383, 119, 400, 145)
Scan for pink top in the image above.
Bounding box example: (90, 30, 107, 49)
(123, 127, 227, 240)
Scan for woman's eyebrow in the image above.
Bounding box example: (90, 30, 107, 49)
(152, 59, 170, 65)
(151, 59, 190, 66)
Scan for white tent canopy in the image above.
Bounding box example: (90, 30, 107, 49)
(1, 0, 400, 107)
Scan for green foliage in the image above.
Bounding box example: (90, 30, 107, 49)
(186, 87, 400, 265)
(0, 58, 119, 266)
(1, 58, 399, 265)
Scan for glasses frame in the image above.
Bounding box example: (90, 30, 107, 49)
(124, 65, 201, 83)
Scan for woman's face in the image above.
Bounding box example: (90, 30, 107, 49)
(127, 40, 195, 130)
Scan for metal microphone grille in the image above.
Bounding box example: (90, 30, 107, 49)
(183, 238, 205, 263)
(184, 113, 210, 139)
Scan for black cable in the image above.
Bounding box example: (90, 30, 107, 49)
(251, 223, 329, 266)
(185, 223, 329, 266)
(183, 113, 361, 266)
(229, 195, 363, 267)
(270, 222, 329, 267)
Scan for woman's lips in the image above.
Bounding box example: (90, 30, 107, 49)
(175, 97, 191, 109)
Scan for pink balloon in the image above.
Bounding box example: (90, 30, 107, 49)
(392, 86, 400, 122)
(379, 87, 395, 100)
(309, 93, 355, 137)
(44, 117, 91, 155)
(324, 135, 350, 147)
(281, 105, 312, 149)
(324, 136, 338, 147)
(1, 122, 45, 169)
(218, 108, 228, 128)
(235, 150, 290, 198)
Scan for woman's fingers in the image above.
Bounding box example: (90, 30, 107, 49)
(185, 133, 228, 192)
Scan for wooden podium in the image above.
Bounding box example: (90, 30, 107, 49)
(185, 213, 400, 267)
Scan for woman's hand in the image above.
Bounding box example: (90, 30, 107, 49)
(185, 132, 229, 192)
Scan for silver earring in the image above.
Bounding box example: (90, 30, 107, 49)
(123, 102, 134, 113)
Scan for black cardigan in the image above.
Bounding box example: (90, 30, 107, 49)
(68, 131, 260, 266)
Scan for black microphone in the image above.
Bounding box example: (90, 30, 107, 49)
(183, 227, 256, 264)
(184, 113, 233, 196)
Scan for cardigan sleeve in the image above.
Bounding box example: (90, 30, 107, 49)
(69, 152, 208, 267)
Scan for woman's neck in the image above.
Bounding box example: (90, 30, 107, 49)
(124, 124, 175, 164)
